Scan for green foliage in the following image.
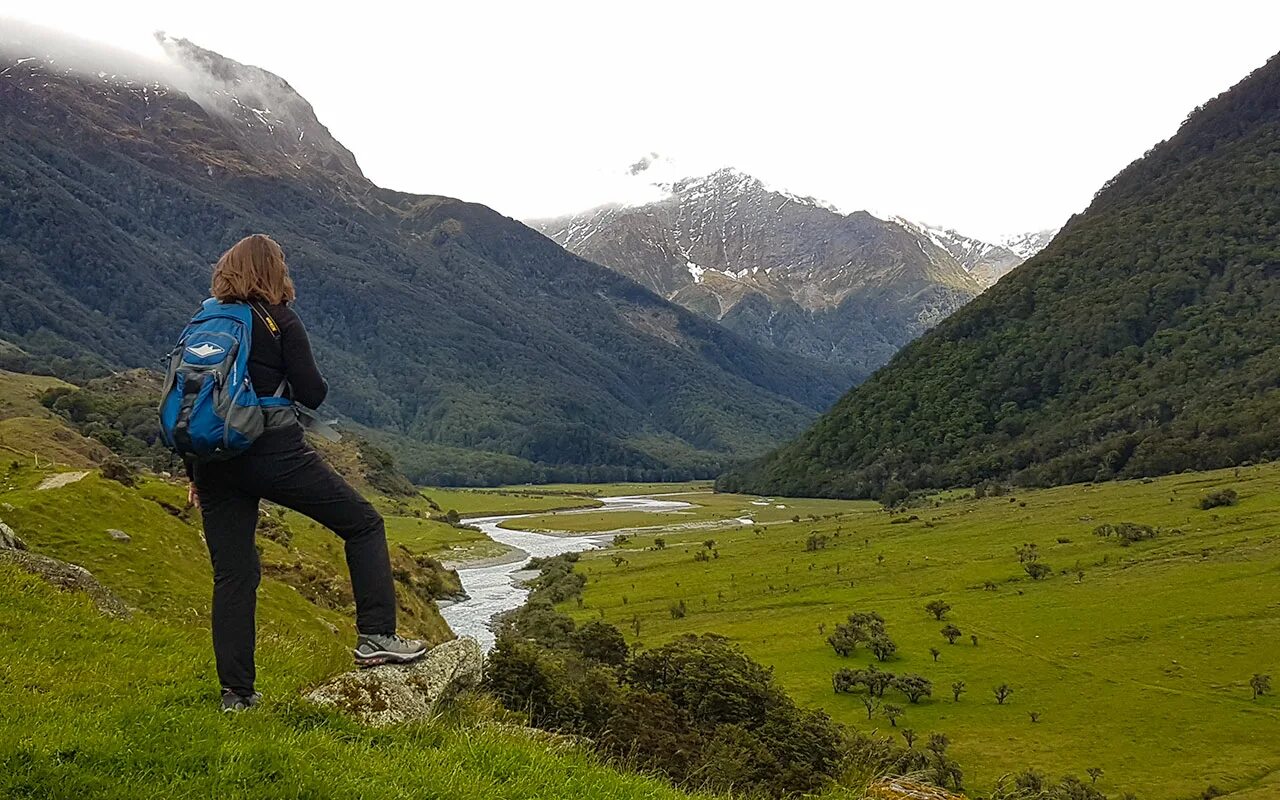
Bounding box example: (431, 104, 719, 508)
(1024, 562, 1052, 580)
(486, 626, 848, 798)
(826, 611, 887, 657)
(1199, 488, 1239, 510)
(1092, 522, 1159, 546)
(924, 599, 952, 620)
(357, 440, 417, 496)
(721, 52, 1280, 499)
(572, 621, 630, 666)
(893, 674, 934, 704)
(40, 372, 183, 474)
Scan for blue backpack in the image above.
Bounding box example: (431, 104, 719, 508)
(158, 298, 292, 461)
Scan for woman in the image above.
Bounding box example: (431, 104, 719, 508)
(189, 234, 427, 713)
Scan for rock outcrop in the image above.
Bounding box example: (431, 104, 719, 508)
(0, 520, 24, 550)
(306, 637, 483, 727)
(0, 519, 131, 619)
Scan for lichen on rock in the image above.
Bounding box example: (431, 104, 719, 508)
(306, 637, 483, 727)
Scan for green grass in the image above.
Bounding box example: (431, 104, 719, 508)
(506, 492, 865, 533)
(565, 466, 1280, 799)
(382, 514, 508, 562)
(0, 567, 716, 800)
(516, 481, 713, 497)
(419, 482, 709, 522)
(0, 458, 717, 798)
(421, 486, 605, 517)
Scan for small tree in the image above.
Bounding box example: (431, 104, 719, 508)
(668, 600, 686, 619)
(924, 599, 952, 620)
(941, 624, 962, 644)
(930, 647, 941, 662)
(1015, 543, 1039, 563)
(902, 728, 917, 748)
(863, 664, 895, 698)
(884, 704, 904, 727)
(1087, 767, 1104, 785)
(653, 537, 666, 550)
(970, 634, 979, 647)
(1199, 488, 1238, 510)
(832, 668, 860, 694)
(868, 632, 898, 662)
(994, 683, 1013, 705)
(1250, 673, 1272, 699)
(827, 625, 858, 657)
(702, 539, 716, 550)
(861, 694, 879, 720)
(952, 681, 966, 702)
(1024, 562, 1052, 580)
(894, 674, 933, 704)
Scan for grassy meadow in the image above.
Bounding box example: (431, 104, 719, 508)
(556, 468, 1280, 799)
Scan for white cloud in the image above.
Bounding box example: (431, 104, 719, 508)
(3, 0, 1278, 239)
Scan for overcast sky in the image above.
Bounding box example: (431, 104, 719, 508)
(4, 1, 1279, 239)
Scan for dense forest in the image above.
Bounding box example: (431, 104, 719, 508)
(0, 43, 853, 485)
(721, 50, 1280, 500)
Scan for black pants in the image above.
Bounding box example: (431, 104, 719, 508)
(194, 424, 397, 695)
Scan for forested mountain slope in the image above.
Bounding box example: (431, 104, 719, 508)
(721, 50, 1280, 499)
(0, 28, 850, 484)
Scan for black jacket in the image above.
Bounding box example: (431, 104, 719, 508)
(245, 302, 328, 410)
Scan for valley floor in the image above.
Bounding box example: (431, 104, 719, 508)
(528, 468, 1280, 799)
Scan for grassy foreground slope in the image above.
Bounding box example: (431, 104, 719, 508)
(564, 471, 1280, 798)
(0, 372, 717, 799)
(721, 50, 1280, 500)
(0, 569, 711, 800)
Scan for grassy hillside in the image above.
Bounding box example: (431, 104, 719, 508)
(557, 471, 1280, 798)
(0, 567, 722, 800)
(721, 50, 1280, 500)
(0, 371, 729, 799)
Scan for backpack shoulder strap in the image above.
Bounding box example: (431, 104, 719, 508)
(248, 301, 282, 340)
(249, 301, 290, 400)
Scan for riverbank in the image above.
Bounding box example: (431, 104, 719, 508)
(438, 495, 697, 649)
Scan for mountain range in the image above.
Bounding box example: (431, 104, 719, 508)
(0, 27, 852, 485)
(531, 169, 1054, 374)
(721, 48, 1280, 499)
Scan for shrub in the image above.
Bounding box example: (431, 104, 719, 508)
(1199, 488, 1238, 510)
(1024, 562, 1052, 580)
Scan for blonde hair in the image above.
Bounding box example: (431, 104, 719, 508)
(211, 234, 296, 304)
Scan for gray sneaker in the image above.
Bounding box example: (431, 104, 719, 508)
(353, 633, 428, 667)
(221, 690, 262, 712)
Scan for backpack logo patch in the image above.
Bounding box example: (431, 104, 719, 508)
(186, 343, 226, 358)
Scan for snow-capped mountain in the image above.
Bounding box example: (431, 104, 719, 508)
(999, 229, 1059, 260)
(530, 168, 985, 377)
(889, 218, 1054, 287)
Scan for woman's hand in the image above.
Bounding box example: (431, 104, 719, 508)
(187, 482, 200, 509)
